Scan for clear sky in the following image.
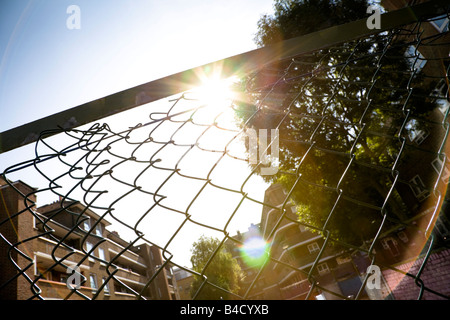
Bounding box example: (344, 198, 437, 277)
(0, 0, 274, 132)
(0, 0, 276, 267)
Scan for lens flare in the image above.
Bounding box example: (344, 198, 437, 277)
(191, 75, 237, 110)
(239, 236, 270, 268)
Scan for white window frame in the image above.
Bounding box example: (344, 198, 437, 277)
(90, 274, 98, 291)
(380, 238, 390, 250)
(83, 217, 91, 231)
(406, 119, 429, 145)
(317, 263, 330, 275)
(437, 99, 450, 116)
(95, 223, 102, 236)
(412, 129, 429, 145)
(307, 242, 320, 254)
(433, 78, 447, 97)
(98, 247, 106, 261)
(102, 277, 110, 295)
(431, 157, 450, 184)
(430, 14, 450, 33)
(409, 175, 430, 202)
(86, 242, 96, 262)
(405, 45, 427, 72)
(381, 237, 400, 257)
(398, 231, 408, 243)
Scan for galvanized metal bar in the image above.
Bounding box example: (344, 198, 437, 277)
(0, 0, 448, 154)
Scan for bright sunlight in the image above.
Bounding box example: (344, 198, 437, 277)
(190, 75, 238, 114)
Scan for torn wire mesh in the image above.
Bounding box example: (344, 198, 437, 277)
(1, 7, 450, 300)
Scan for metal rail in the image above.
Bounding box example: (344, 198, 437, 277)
(1, 0, 448, 154)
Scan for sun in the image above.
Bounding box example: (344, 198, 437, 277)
(192, 75, 237, 108)
(186, 74, 239, 126)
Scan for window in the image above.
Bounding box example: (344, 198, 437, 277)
(411, 129, 429, 145)
(435, 215, 450, 239)
(405, 45, 427, 72)
(90, 274, 98, 291)
(437, 99, 450, 116)
(60, 275, 68, 284)
(115, 284, 127, 293)
(409, 175, 430, 201)
(317, 263, 330, 275)
(432, 77, 450, 116)
(45, 272, 53, 281)
(381, 238, 400, 257)
(98, 247, 106, 261)
(307, 242, 320, 254)
(83, 217, 91, 231)
(102, 277, 110, 295)
(431, 157, 450, 184)
(398, 231, 408, 243)
(95, 224, 102, 236)
(406, 119, 429, 145)
(430, 14, 450, 33)
(432, 78, 448, 97)
(86, 242, 95, 262)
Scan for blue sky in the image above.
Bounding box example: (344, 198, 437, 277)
(0, 0, 276, 266)
(0, 0, 274, 132)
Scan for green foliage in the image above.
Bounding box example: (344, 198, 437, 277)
(190, 236, 243, 300)
(234, 0, 438, 246)
(254, 0, 372, 47)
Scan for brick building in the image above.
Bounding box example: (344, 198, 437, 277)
(372, 0, 450, 299)
(173, 267, 195, 300)
(0, 178, 179, 300)
(227, 1, 450, 299)
(230, 184, 378, 300)
(230, 180, 449, 300)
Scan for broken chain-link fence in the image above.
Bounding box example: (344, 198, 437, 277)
(1, 0, 450, 300)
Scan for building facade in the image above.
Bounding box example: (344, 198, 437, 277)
(0, 178, 178, 300)
(173, 267, 195, 300)
(230, 1, 450, 300)
(229, 184, 379, 300)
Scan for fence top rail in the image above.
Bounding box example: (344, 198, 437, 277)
(0, 0, 448, 154)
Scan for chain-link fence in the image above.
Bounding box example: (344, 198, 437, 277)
(1, 0, 450, 300)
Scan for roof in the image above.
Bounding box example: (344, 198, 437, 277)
(38, 199, 112, 226)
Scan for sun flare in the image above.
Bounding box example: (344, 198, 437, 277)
(185, 74, 240, 128)
(239, 236, 271, 268)
(193, 75, 238, 109)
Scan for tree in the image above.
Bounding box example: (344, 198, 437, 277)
(254, 0, 372, 47)
(234, 0, 437, 246)
(190, 236, 243, 299)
